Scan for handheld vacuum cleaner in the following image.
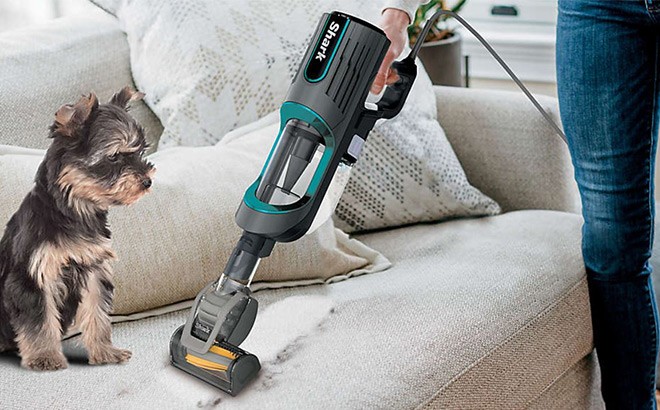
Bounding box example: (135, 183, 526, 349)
(169, 9, 567, 396)
(169, 11, 415, 395)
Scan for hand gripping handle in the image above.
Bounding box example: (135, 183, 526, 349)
(376, 57, 417, 120)
(354, 57, 417, 139)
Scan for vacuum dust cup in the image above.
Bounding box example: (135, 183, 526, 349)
(257, 119, 325, 207)
(255, 118, 354, 234)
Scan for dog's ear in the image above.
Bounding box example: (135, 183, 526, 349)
(110, 86, 145, 110)
(52, 93, 99, 138)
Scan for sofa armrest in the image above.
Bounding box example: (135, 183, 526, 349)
(435, 86, 580, 214)
(0, 9, 162, 150)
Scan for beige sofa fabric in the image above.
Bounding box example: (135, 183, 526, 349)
(0, 10, 163, 150)
(0, 210, 594, 408)
(0, 8, 597, 408)
(358, 211, 591, 409)
(418, 277, 592, 408)
(436, 86, 580, 214)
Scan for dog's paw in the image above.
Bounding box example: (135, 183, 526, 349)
(22, 354, 68, 371)
(89, 346, 132, 365)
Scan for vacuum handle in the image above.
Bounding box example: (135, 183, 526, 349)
(376, 57, 417, 119)
(355, 57, 417, 138)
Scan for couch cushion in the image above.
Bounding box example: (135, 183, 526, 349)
(0, 210, 592, 408)
(0, 9, 163, 151)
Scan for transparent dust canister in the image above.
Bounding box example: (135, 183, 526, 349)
(256, 119, 325, 206)
(255, 118, 353, 235)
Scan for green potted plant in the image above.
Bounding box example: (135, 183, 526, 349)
(409, 0, 468, 86)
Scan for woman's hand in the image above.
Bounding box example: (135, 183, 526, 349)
(371, 8, 410, 94)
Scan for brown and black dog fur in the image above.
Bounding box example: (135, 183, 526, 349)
(0, 87, 154, 371)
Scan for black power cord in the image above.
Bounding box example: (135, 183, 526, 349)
(409, 10, 568, 144)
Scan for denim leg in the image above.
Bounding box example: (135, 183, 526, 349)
(557, 0, 660, 407)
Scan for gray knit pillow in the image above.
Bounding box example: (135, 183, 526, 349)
(89, 0, 500, 232)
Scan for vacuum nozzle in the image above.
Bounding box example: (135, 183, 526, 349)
(169, 271, 263, 395)
(170, 326, 260, 396)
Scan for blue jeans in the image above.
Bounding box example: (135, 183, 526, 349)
(557, 0, 660, 407)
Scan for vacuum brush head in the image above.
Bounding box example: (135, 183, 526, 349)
(170, 326, 261, 396)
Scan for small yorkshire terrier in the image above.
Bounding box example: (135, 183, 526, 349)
(0, 87, 155, 371)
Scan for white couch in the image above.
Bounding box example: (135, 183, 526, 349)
(0, 10, 605, 409)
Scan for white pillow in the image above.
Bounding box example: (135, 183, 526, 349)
(90, 0, 500, 231)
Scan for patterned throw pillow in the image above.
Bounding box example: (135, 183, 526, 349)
(90, 0, 500, 232)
